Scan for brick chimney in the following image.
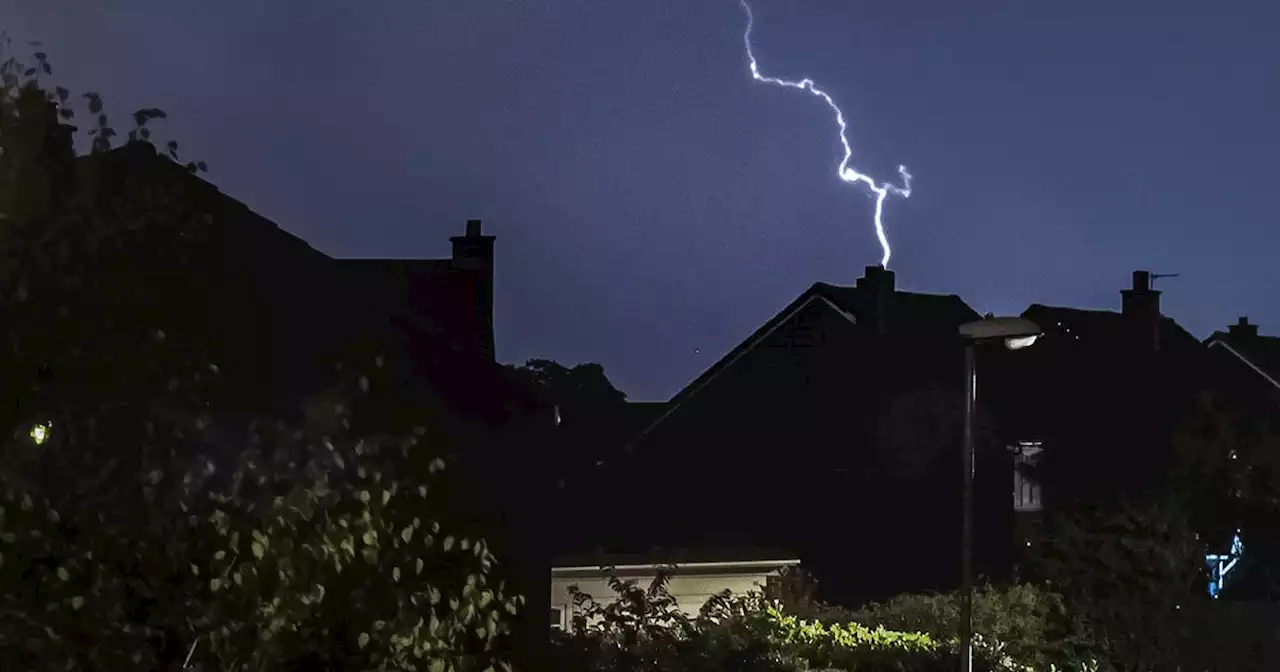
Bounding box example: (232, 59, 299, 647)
(855, 264, 895, 336)
(450, 219, 496, 359)
(1120, 270, 1161, 351)
(1228, 316, 1259, 338)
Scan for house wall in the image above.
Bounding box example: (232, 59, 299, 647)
(614, 299, 996, 606)
(550, 567, 785, 628)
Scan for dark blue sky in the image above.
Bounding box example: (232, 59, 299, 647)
(4, 0, 1278, 401)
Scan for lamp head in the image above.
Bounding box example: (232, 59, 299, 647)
(959, 316, 1042, 347)
(1004, 334, 1040, 350)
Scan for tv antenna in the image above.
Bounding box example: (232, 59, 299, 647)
(1152, 272, 1180, 289)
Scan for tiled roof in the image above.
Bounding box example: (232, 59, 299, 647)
(336, 258, 486, 356)
(816, 282, 981, 337)
(664, 281, 979, 409)
(624, 280, 979, 451)
(90, 143, 493, 410)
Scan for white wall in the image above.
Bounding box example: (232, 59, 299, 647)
(550, 567, 783, 629)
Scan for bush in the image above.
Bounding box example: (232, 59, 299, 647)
(767, 566, 1078, 669)
(0, 377, 524, 671)
(1030, 498, 1205, 671)
(848, 581, 1073, 668)
(550, 569, 1099, 672)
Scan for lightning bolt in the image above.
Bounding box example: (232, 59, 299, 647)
(739, 0, 912, 269)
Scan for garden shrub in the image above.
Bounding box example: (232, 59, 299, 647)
(767, 566, 1078, 669)
(849, 581, 1073, 668)
(0, 374, 524, 671)
(551, 568, 1099, 672)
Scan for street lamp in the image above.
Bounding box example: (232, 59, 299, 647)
(956, 316, 1041, 672)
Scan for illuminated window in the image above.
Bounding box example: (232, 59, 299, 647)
(1011, 441, 1042, 512)
(550, 606, 566, 631)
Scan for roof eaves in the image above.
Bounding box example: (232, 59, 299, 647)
(1207, 338, 1280, 392)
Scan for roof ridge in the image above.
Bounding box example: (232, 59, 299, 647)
(814, 281, 964, 300)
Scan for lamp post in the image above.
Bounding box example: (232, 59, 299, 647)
(956, 317, 1041, 672)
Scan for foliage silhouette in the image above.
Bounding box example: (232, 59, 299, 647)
(0, 42, 524, 671)
(550, 567, 1100, 672)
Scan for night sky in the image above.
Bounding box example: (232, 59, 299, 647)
(4, 0, 1278, 401)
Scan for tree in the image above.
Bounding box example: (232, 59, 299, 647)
(0, 374, 523, 671)
(1, 36, 223, 471)
(505, 358, 628, 485)
(0, 42, 526, 670)
(1172, 390, 1280, 600)
(1029, 497, 1205, 671)
(506, 359, 627, 421)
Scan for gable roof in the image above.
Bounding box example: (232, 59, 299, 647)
(1205, 329, 1280, 392)
(625, 281, 979, 451)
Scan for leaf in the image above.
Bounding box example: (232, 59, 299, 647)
(55, 567, 69, 581)
(393, 566, 401, 583)
(251, 541, 265, 559)
(70, 596, 83, 611)
(358, 632, 370, 650)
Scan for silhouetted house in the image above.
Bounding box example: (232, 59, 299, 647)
(585, 265, 988, 606)
(977, 271, 1223, 578)
(1199, 318, 1280, 598)
(584, 268, 1263, 606)
(1205, 317, 1280, 404)
(86, 142, 555, 663)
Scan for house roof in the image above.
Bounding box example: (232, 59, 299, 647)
(1205, 329, 1280, 391)
(336, 258, 487, 357)
(89, 142, 497, 412)
(1022, 304, 1204, 354)
(991, 302, 1219, 448)
(624, 280, 979, 451)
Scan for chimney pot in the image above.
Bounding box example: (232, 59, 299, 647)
(1229, 316, 1259, 338)
(857, 264, 895, 335)
(466, 219, 483, 237)
(1132, 270, 1150, 292)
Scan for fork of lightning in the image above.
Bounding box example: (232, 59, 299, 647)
(739, 0, 912, 268)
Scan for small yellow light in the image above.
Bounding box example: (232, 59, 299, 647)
(30, 423, 50, 445)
